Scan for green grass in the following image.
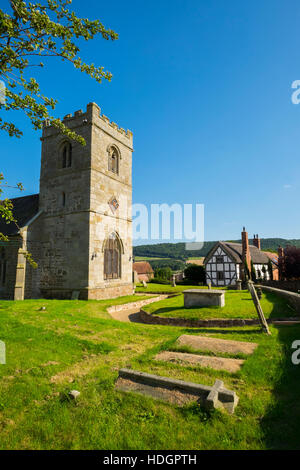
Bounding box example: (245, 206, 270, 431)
(0, 294, 300, 449)
(144, 290, 295, 320)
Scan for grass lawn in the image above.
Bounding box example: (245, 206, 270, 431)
(143, 290, 296, 320)
(0, 294, 300, 449)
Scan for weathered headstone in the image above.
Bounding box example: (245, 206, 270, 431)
(236, 279, 242, 290)
(177, 334, 258, 355)
(115, 368, 239, 414)
(71, 290, 80, 300)
(172, 275, 176, 287)
(142, 280, 147, 288)
(155, 351, 244, 373)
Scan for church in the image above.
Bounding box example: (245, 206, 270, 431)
(0, 102, 134, 300)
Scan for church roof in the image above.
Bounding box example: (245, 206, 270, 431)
(0, 194, 39, 236)
(205, 241, 271, 265)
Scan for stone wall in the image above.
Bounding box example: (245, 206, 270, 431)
(259, 285, 300, 314)
(261, 280, 300, 293)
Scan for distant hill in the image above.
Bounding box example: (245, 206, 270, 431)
(133, 238, 300, 260)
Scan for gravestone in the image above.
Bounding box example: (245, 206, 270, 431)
(71, 290, 80, 300)
(177, 334, 258, 355)
(115, 368, 239, 413)
(172, 275, 176, 287)
(155, 351, 244, 373)
(142, 280, 147, 288)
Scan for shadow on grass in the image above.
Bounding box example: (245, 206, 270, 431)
(262, 290, 298, 319)
(260, 325, 300, 449)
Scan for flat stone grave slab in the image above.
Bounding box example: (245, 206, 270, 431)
(177, 334, 258, 355)
(183, 289, 225, 308)
(155, 351, 244, 373)
(115, 368, 239, 413)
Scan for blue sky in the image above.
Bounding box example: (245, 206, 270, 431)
(1, 0, 300, 243)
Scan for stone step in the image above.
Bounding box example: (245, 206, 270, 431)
(115, 368, 239, 413)
(155, 351, 244, 373)
(177, 334, 257, 355)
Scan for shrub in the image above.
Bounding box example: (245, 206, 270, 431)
(154, 267, 173, 282)
(184, 264, 206, 284)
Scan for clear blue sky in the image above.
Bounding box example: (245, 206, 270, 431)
(1, 0, 300, 243)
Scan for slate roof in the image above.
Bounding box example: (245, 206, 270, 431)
(0, 194, 39, 236)
(205, 241, 271, 265)
(133, 261, 154, 274)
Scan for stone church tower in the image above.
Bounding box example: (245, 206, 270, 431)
(0, 102, 133, 300)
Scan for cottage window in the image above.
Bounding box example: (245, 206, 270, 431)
(108, 147, 119, 175)
(103, 233, 122, 280)
(216, 255, 224, 263)
(62, 142, 72, 168)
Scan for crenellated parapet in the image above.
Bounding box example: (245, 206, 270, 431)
(42, 102, 133, 142)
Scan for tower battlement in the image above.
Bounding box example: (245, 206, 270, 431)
(43, 102, 133, 142)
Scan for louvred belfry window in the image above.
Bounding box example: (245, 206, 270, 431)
(108, 147, 119, 174)
(104, 233, 121, 280)
(62, 142, 72, 168)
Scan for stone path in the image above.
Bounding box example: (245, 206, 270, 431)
(177, 334, 258, 355)
(109, 307, 143, 323)
(155, 351, 244, 373)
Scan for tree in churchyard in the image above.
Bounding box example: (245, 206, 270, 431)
(284, 246, 300, 279)
(0, 0, 118, 249)
(184, 264, 206, 284)
(154, 267, 173, 282)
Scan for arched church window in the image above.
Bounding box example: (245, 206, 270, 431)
(103, 233, 122, 280)
(62, 142, 72, 168)
(108, 146, 119, 175)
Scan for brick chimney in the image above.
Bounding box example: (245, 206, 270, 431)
(241, 227, 252, 280)
(253, 234, 261, 250)
(278, 246, 285, 280)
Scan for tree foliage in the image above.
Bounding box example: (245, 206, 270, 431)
(283, 246, 300, 279)
(0, 0, 117, 142)
(184, 263, 206, 284)
(0, 0, 117, 249)
(154, 267, 173, 282)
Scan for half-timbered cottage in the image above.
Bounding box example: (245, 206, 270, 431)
(204, 229, 275, 287)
